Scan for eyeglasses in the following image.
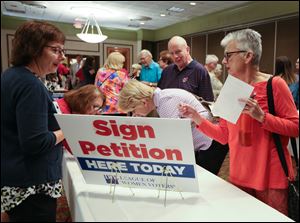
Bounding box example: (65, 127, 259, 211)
(45, 45, 66, 55)
(224, 50, 247, 60)
(93, 105, 103, 113)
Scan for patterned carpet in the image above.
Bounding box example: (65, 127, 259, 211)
(56, 192, 72, 222)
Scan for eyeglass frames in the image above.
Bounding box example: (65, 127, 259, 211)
(93, 105, 103, 113)
(45, 45, 66, 55)
(224, 50, 247, 60)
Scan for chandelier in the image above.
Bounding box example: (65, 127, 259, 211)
(76, 14, 108, 43)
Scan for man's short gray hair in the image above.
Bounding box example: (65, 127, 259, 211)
(205, 54, 219, 64)
(138, 49, 152, 59)
(221, 29, 262, 66)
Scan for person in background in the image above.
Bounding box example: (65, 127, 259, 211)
(130, 63, 142, 80)
(275, 56, 299, 109)
(95, 51, 129, 114)
(1, 20, 65, 222)
(158, 36, 227, 175)
(204, 54, 219, 76)
(158, 50, 173, 70)
(158, 36, 214, 102)
(138, 49, 162, 87)
(118, 79, 214, 165)
(44, 72, 60, 92)
(69, 55, 82, 88)
(57, 62, 70, 89)
(179, 28, 299, 216)
(82, 56, 96, 85)
(210, 63, 224, 100)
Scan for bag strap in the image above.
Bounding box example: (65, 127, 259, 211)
(267, 77, 292, 178)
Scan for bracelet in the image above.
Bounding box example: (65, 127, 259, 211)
(149, 83, 153, 87)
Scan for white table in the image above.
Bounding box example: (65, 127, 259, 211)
(62, 151, 293, 222)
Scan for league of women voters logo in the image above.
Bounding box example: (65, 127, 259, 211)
(104, 175, 119, 184)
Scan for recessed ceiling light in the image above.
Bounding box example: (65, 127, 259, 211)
(130, 16, 152, 22)
(190, 2, 196, 6)
(160, 13, 166, 17)
(140, 22, 145, 25)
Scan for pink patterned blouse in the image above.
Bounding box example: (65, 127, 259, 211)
(95, 67, 129, 114)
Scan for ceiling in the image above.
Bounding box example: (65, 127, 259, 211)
(1, 1, 249, 31)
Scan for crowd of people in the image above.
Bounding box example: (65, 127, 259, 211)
(1, 20, 299, 222)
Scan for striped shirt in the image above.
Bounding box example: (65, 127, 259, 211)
(153, 87, 212, 151)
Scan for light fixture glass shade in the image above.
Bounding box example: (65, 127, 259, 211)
(76, 14, 108, 43)
(76, 33, 107, 43)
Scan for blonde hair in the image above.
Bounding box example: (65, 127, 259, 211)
(118, 80, 154, 112)
(132, 63, 142, 70)
(104, 52, 125, 70)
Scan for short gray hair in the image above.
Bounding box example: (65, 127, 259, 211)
(138, 49, 152, 59)
(205, 54, 219, 64)
(221, 29, 262, 66)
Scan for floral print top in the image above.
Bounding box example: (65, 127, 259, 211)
(1, 180, 62, 212)
(95, 67, 129, 114)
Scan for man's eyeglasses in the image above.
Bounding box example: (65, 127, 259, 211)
(45, 45, 66, 55)
(224, 50, 247, 60)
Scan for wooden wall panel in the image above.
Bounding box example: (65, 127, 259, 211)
(207, 32, 226, 65)
(191, 35, 206, 64)
(157, 40, 169, 61)
(142, 40, 157, 61)
(276, 17, 299, 71)
(155, 16, 298, 78)
(250, 22, 275, 74)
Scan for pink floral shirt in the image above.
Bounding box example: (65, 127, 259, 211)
(95, 67, 128, 114)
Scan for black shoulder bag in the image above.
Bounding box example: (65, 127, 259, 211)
(267, 76, 299, 221)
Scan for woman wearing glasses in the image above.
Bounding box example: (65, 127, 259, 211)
(1, 21, 65, 221)
(55, 84, 106, 116)
(179, 29, 298, 216)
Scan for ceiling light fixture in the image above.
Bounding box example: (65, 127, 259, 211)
(76, 14, 107, 44)
(190, 2, 197, 6)
(160, 13, 166, 17)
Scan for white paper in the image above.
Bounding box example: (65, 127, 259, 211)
(211, 74, 254, 124)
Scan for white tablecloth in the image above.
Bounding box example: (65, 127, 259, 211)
(62, 151, 293, 222)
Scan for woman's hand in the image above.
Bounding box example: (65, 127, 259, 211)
(239, 96, 265, 123)
(178, 103, 203, 125)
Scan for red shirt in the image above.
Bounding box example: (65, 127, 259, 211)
(76, 68, 84, 82)
(197, 77, 298, 190)
(56, 98, 73, 154)
(57, 63, 70, 76)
